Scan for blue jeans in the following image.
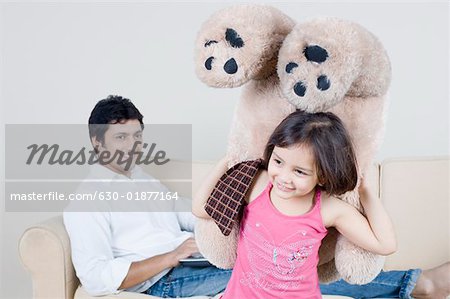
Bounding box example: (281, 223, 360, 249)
(320, 269, 422, 299)
(145, 265, 232, 297)
(146, 266, 421, 298)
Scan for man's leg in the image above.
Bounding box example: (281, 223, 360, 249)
(320, 269, 422, 299)
(145, 265, 232, 298)
(320, 262, 450, 299)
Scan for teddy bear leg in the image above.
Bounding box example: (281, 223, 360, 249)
(318, 227, 341, 283)
(335, 235, 385, 284)
(318, 259, 341, 284)
(319, 227, 338, 264)
(194, 218, 239, 269)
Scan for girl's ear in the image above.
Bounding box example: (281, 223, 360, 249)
(318, 176, 325, 187)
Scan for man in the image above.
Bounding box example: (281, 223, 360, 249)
(63, 95, 231, 297)
(65, 95, 449, 298)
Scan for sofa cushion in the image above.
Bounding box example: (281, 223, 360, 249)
(381, 158, 449, 270)
(75, 286, 210, 298)
(75, 286, 352, 299)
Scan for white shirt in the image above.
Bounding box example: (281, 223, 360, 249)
(63, 164, 196, 296)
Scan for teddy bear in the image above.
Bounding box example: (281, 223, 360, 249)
(194, 5, 391, 285)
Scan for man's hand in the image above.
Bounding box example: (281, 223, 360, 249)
(119, 238, 199, 290)
(169, 238, 199, 267)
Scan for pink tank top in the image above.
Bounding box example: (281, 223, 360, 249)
(222, 182, 328, 299)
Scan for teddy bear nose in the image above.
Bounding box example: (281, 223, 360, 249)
(224, 58, 238, 74)
(293, 81, 306, 97)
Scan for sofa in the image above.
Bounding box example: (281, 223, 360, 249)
(19, 157, 449, 299)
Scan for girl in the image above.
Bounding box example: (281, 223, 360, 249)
(192, 110, 397, 299)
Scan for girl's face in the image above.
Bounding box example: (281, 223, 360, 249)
(267, 145, 320, 202)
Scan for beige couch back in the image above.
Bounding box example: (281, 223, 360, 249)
(380, 158, 449, 270)
(144, 158, 450, 271)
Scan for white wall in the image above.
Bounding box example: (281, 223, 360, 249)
(1, 2, 448, 160)
(0, 1, 448, 298)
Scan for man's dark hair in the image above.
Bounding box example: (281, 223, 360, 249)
(263, 110, 358, 196)
(88, 95, 144, 146)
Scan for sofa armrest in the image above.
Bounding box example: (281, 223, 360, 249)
(19, 215, 78, 299)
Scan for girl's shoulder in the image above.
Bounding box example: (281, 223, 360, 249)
(320, 192, 338, 206)
(245, 169, 269, 204)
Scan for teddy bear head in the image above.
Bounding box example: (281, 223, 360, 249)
(195, 5, 294, 88)
(277, 17, 391, 112)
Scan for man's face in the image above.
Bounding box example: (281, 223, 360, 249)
(93, 119, 143, 176)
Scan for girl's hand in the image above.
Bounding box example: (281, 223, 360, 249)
(359, 167, 378, 204)
(192, 157, 229, 218)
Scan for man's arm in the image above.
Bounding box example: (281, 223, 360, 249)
(119, 238, 198, 289)
(176, 210, 196, 232)
(63, 211, 131, 295)
(64, 212, 199, 295)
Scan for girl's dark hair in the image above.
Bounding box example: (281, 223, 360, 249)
(88, 95, 144, 144)
(263, 110, 358, 196)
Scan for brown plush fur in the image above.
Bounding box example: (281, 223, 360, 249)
(194, 6, 391, 285)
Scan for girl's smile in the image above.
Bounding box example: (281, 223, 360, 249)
(275, 181, 296, 193)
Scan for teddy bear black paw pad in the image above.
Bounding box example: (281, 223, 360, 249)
(225, 28, 244, 48)
(285, 62, 299, 74)
(205, 57, 214, 70)
(224, 58, 238, 74)
(304, 45, 328, 63)
(204, 40, 218, 47)
(317, 75, 330, 91)
(294, 81, 307, 97)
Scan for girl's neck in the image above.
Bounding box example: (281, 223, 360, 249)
(269, 185, 317, 217)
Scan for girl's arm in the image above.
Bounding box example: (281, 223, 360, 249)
(325, 181, 397, 256)
(191, 157, 229, 218)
